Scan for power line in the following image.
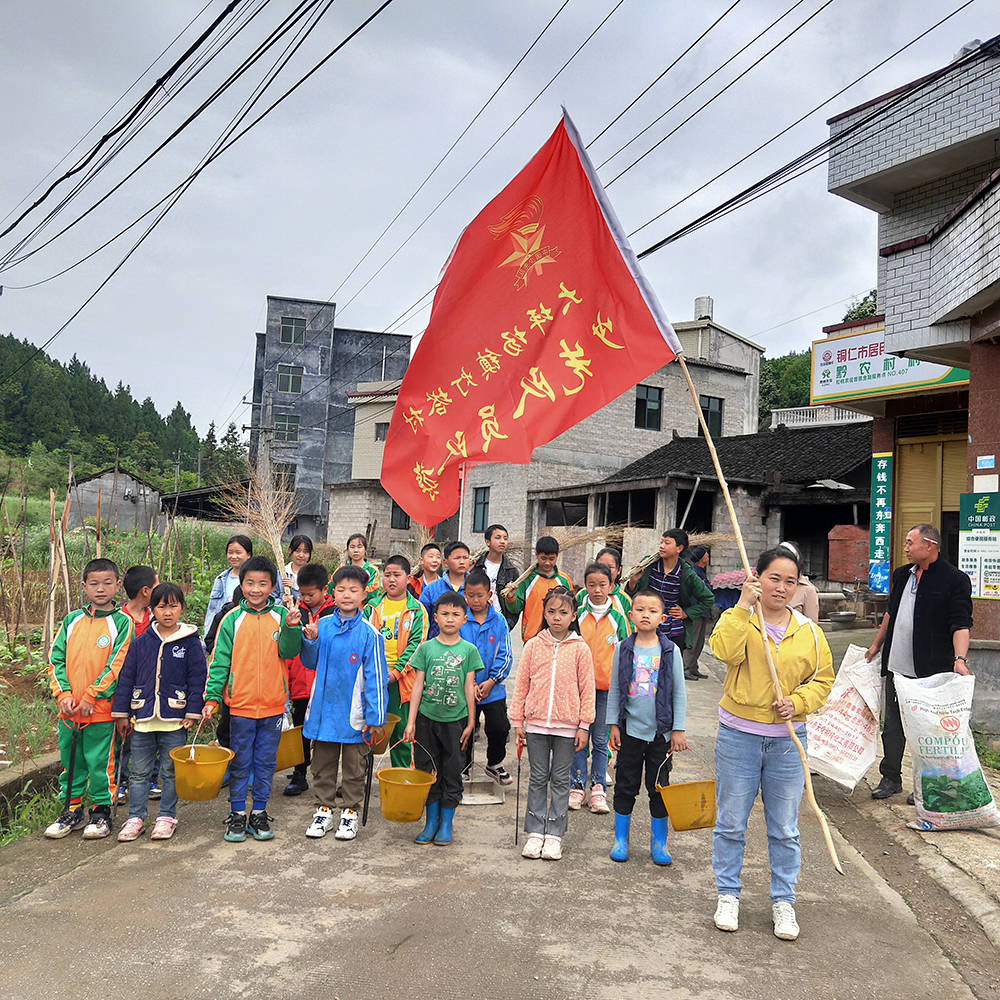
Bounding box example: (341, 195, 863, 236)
(587, 0, 745, 149)
(0, 0, 248, 244)
(0, 0, 399, 389)
(625, 0, 979, 240)
(0, 0, 217, 229)
(604, 0, 835, 186)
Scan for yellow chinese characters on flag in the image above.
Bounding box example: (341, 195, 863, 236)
(381, 111, 681, 528)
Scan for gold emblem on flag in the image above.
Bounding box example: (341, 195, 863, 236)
(490, 196, 561, 290)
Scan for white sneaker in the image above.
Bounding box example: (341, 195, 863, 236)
(521, 834, 544, 859)
(772, 901, 799, 941)
(306, 806, 336, 839)
(540, 835, 562, 860)
(568, 788, 586, 811)
(714, 894, 740, 932)
(589, 785, 610, 814)
(334, 808, 359, 841)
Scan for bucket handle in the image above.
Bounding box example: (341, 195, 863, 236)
(376, 738, 437, 776)
(654, 750, 675, 789)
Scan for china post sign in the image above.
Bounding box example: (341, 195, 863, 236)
(959, 493, 1000, 600)
(869, 453, 892, 594)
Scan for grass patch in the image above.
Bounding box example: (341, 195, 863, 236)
(0, 691, 57, 766)
(974, 732, 1000, 772)
(0, 779, 63, 847)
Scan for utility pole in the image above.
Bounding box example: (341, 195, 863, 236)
(173, 450, 181, 493)
(197, 450, 202, 488)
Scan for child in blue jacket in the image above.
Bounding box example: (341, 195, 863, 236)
(111, 583, 207, 841)
(460, 570, 513, 785)
(300, 566, 388, 843)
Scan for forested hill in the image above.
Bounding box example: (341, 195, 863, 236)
(0, 334, 245, 492)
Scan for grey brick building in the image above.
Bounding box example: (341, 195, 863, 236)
(249, 295, 410, 538)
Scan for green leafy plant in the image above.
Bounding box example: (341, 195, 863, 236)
(921, 770, 993, 813)
(0, 780, 63, 847)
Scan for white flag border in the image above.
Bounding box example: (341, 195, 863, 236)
(561, 107, 683, 358)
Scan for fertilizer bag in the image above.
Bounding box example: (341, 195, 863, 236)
(895, 672, 1000, 830)
(806, 644, 882, 790)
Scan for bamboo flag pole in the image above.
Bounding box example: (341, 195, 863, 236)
(676, 355, 843, 876)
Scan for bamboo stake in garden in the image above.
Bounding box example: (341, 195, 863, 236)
(95, 488, 102, 559)
(676, 354, 843, 875)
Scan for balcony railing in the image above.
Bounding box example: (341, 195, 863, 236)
(770, 406, 872, 428)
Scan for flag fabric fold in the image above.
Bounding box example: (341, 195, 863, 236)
(381, 109, 681, 527)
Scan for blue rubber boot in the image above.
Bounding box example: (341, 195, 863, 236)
(433, 806, 455, 845)
(610, 811, 630, 862)
(650, 815, 672, 866)
(414, 801, 441, 844)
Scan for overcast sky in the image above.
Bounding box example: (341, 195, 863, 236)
(0, 0, 988, 437)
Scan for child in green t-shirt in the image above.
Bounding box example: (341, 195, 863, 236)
(403, 590, 482, 846)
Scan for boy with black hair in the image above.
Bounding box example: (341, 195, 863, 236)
(404, 591, 482, 846)
(461, 569, 513, 784)
(472, 524, 520, 628)
(606, 588, 687, 865)
(116, 564, 158, 803)
(203, 555, 303, 843)
(419, 541, 471, 638)
(408, 542, 442, 598)
(282, 562, 336, 796)
(365, 554, 427, 767)
(503, 535, 573, 642)
(45, 558, 133, 840)
(302, 565, 388, 842)
(627, 529, 713, 655)
(112, 583, 207, 841)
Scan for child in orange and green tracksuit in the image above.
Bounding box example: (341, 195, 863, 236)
(502, 535, 572, 642)
(203, 556, 302, 843)
(571, 562, 631, 815)
(331, 532, 379, 603)
(45, 558, 133, 840)
(365, 555, 427, 767)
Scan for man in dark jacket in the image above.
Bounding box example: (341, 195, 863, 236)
(865, 523, 972, 799)
(473, 523, 520, 631)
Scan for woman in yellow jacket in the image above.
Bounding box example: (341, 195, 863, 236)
(708, 547, 833, 942)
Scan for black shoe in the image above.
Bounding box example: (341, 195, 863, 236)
(248, 810, 275, 841)
(224, 811, 247, 842)
(684, 672, 702, 681)
(906, 793, 915, 805)
(871, 777, 903, 799)
(283, 774, 308, 797)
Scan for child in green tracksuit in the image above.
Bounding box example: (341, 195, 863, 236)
(45, 558, 133, 841)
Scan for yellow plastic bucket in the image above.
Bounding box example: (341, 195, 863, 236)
(366, 713, 401, 754)
(657, 779, 717, 831)
(376, 766, 436, 823)
(274, 725, 305, 772)
(169, 744, 234, 801)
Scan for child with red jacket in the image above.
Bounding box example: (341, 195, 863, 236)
(282, 563, 337, 797)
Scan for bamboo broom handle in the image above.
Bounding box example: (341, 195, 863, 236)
(677, 355, 843, 876)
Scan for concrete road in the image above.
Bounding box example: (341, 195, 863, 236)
(0, 669, 983, 1000)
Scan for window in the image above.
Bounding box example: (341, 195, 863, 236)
(391, 500, 410, 530)
(635, 384, 662, 430)
(279, 316, 305, 345)
(375, 422, 389, 442)
(274, 413, 299, 443)
(276, 364, 303, 394)
(698, 395, 723, 438)
(472, 486, 490, 534)
(273, 463, 296, 490)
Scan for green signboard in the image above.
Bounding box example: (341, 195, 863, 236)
(959, 493, 1000, 599)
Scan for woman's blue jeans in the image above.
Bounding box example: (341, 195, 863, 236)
(571, 689, 608, 789)
(712, 722, 805, 903)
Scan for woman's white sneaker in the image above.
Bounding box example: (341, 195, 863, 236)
(714, 894, 739, 932)
(540, 835, 562, 860)
(772, 901, 799, 940)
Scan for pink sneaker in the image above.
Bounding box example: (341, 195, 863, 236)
(589, 785, 610, 814)
(150, 817, 178, 840)
(117, 817, 145, 842)
(568, 788, 586, 811)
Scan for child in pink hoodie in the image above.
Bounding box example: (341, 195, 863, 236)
(510, 587, 596, 861)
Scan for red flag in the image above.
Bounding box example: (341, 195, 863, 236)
(381, 111, 681, 527)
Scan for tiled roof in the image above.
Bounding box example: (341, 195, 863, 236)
(604, 421, 872, 486)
